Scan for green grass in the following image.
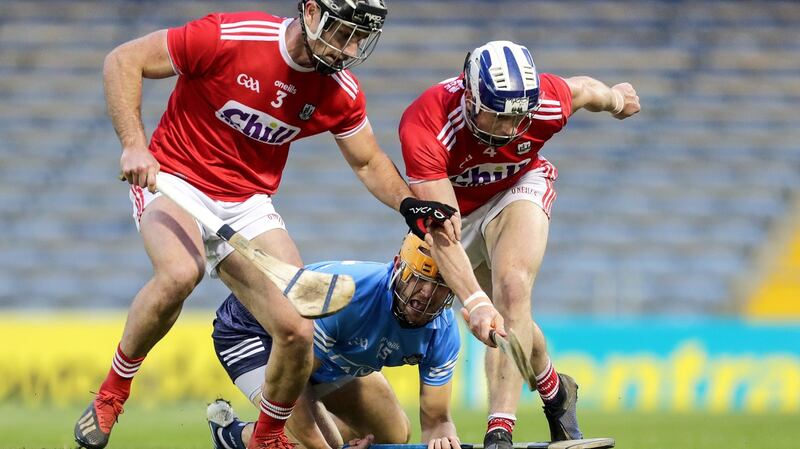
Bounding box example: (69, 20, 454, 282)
(1, 402, 798, 449)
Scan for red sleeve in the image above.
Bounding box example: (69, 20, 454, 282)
(167, 14, 221, 77)
(331, 71, 368, 138)
(400, 105, 449, 182)
(332, 89, 368, 138)
(540, 73, 573, 124)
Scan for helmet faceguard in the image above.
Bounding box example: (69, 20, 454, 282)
(298, 0, 386, 75)
(463, 41, 541, 147)
(391, 234, 455, 328)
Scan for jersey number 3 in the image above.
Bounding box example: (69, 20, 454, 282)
(271, 90, 288, 108)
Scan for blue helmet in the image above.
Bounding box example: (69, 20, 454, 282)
(463, 41, 540, 147)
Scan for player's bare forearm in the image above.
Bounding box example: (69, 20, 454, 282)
(428, 227, 480, 303)
(104, 30, 175, 150)
(104, 47, 148, 149)
(420, 383, 459, 444)
(337, 129, 411, 210)
(360, 152, 413, 210)
(566, 75, 640, 119)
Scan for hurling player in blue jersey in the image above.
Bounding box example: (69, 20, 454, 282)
(207, 233, 463, 449)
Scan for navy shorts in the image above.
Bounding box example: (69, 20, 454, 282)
(212, 294, 273, 382)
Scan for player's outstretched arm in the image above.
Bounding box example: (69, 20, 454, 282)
(337, 122, 412, 210)
(106, 30, 175, 192)
(566, 76, 641, 120)
(420, 382, 460, 449)
(336, 127, 458, 240)
(412, 180, 506, 346)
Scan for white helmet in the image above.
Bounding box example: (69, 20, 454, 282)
(463, 41, 540, 147)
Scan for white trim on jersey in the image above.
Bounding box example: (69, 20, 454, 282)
(335, 117, 370, 140)
(315, 326, 336, 345)
(221, 27, 281, 35)
(221, 35, 280, 41)
(220, 20, 282, 29)
(313, 326, 336, 353)
(220, 20, 280, 42)
(339, 71, 359, 94)
(427, 356, 458, 379)
(331, 72, 359, 100)
(532, 99, 562, 121)
(438, 76, 459, 84)
(436, 106, 465, 151)
(164, 37, 181, 76)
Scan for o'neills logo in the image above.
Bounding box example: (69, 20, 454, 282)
(216, 100, 301, 145)
(449, 158, 531, 187)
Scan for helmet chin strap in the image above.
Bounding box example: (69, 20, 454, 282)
(298, 4, 338, 75)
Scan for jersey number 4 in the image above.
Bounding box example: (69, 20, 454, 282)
(271, 90, 288, 108)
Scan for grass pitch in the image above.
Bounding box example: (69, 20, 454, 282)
(1, 402, 797, 449)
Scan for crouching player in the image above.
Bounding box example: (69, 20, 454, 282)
(208, 233, 463, 449)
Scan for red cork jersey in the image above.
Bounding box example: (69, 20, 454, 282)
(400, 73, 572, 215)
(149, 12, 368, 201)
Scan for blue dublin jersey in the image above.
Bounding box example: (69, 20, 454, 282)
(308, 261, 459, 386)
(212, 261, 460, 387)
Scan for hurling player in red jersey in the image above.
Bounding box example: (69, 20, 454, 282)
(401, 41, 640, 448)
(75, 2, 504, 449)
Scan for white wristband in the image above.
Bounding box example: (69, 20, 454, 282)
(462, 291, 489, 308)
(468, 301, 492, 316)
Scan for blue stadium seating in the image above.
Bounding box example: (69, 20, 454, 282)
(1, 1, 798, 314)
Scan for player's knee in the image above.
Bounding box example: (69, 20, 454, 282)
(396, 411, 412, 443)
(271, 318, 313, 347)
(401, 412, 412, 443)
(494, 271, 535, 312)
(375, 411, 411, 443)
(153, 264, 203, 300)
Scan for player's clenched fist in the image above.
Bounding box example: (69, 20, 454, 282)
(120, 146, 160, 192)
(611, 82, 640, 119)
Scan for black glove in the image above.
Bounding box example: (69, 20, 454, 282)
(399, 197, 457, 239)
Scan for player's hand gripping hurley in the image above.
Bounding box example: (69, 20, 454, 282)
(154, 173, 355, 318)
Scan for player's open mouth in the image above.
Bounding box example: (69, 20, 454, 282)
(409, 299, 425, 312)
